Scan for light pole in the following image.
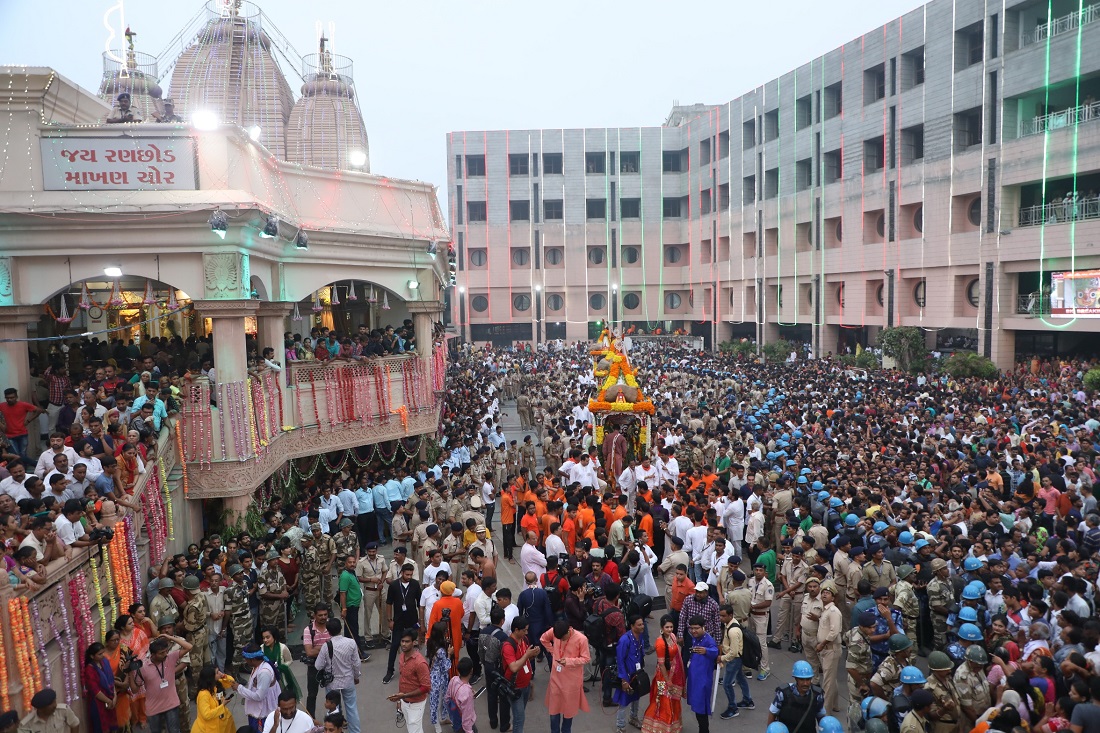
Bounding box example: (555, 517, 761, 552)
(534, 284, 542, 346)
(611, 282, 618, 331)
(457, 286, 466, 343)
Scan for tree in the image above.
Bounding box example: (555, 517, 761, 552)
(761, 339, 795, 364)
(877, 326, 926, 373)
(942, 351, 999, 380)
(1085, 368, 1100, 393)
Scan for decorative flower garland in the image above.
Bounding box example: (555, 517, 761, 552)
(141, 469, 167, 564)
(108, 528, 134, 613)
(100, 546, 119, 630)
(309, 371, 322, 430)
(88, 555, 107, 639)
(0, 598, 10, 711)
(124, 516, 142, 608)
(158, 456, 175, 540)
(10, 597, 42, 700)
(391, 405, 409, 434)
(50, 583, 79, 704)
(29, 600, 52, 689)
(70, 572, 94, 662)
(245, 379, 260, 456)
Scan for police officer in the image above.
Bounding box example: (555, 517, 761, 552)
(767, 661, 826, 733)
(797, 577, 824, 681)
(946, 623, 984, 668)
(900, 689, 934, 733)
(224, 564, 253, 673)
(893, 565, 920, 648)
(817, 581, 844, 714)
(927, 558, 953, 650)
(158, 612, 192, 725)
(180, 575, 210, 676)
(954, 646, 991, 731)
(925, 652, 962, 733)
(870, 634, 913, 699)
(845, 612, 877, 732)
(300, 534, 323, 618)
(892, 666, 927, 733)
(356, 542, 387, 645)
(257, 548, 288, 633)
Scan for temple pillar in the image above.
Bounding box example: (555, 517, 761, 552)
(257, 302, 293, 427)
(408, 300, 441, 401)
(0, 306, 40, 405)
(193, 300, 257, 461)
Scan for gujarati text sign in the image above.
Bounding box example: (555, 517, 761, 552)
(41, 136, 198, 190)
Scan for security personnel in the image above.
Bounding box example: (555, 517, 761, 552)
(831, 534, 852, 621)
(954, 646, 991, 731)
(776, 545, 810, 652)
(900, 688, 934, 733)
(333, 517, 360, 568)
(816, 581, 844, 714)
(356, 542, 387, 645)
(150, 577, 178, 628)
(257, 548, 288, 632)
(892, 666, 927, 733)
(158, 612, 192, 725)
(845, 546, 867, 614)
(926, 558, 953, 650)
(767, 661, 826, 733)
(299, 534, 323, 618)
(845, 612, 877, 731)
(312, 522, 338, 604)
(862, 541, 897, 590)
(893, 565, 920, 648)
(926, 651, 962, 733)
(798, 577, 824, 681)
(870, 634, 913, 699)
(946, 624, 984, 668)
(180, 575, 211, 674)
(224, 564, 253, 672)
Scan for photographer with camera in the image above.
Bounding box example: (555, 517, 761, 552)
(55, 498, 108, 548)
(590, 583, 627, 709)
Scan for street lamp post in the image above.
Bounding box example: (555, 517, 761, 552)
(534, 284, 542, 346)
(457, 286, 467, 343)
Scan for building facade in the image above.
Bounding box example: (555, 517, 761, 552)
(447, 0, 1100, 366)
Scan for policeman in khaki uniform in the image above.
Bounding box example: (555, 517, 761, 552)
(893, 565, 920, 648)
(225, 564, 254, 671)
(356, 542, 387, 644)
(926, 652, 962, 733)
(870, 633, 914, 699)
(845, 611, 877, 731)
(774, 544, 809, 652)
(796, 577, 824, 682)
(831, 535, 852, 621)
(180, 575, 211, 674)
(954, 646, 992, 731)
(725, 569, 752, 624)
(815, 581, 844, 714)
(901, 689, 935, 733)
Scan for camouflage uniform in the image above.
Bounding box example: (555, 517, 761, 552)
(299, 542, 324, 616)
(870, 655, 904, 698)
(314, 532, 338, 603)
(926, 673, 963, 733)
(893, 578, 920, 648)
(954, 661, 991, 731)
(224, 579, 252, 670)
(845, 627, 874, 732)
(927, 576, 954, 649)
(333, 529, 358, 568)
(181, 589, 211, 671)
(257, 560, 288, 633)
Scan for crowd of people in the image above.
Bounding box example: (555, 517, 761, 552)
(2, 326, 1100, 733)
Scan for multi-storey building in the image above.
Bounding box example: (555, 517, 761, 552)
(447, 0, 1100, 366)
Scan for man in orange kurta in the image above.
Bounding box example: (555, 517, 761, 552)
(427, 580, 466, 670)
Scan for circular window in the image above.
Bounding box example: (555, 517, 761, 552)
(471, 295, 489, 313)
(623, 292, 640, 310)
(836, 283, 845, 307)
(545, 248, 563, 265)
(469, 249, 487, 267)
(513, 294, 531, 312)
(968, 197, 981, 227)
(588, 248, 605, 265)
(589, 293, 606, 310)
(511, 249, 529, 266)
(835, 220, 843, 242)
(914, 280, 927, 308)
(665, 293, 682, 310)
(876, 283, 884, 307)
(546, 294, 564, 311)
(966, 278, 980, 308)
(876, 213, 886, 238)
(622, 246, 639, 264)
(914, 206, 924, 234)
(665, 246, 682, 264)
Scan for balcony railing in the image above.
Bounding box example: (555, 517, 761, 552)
(1017, 293, 1051, 315)
(1028, 2, 1100, 44)
(1019, 100, 1100, 137)
(1017, 196, 1100, 227)
(176, 353, 441, 497)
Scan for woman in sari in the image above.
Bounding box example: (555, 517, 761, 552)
(260, 626, 301, 701)
(642, 615, 685, 733)
(118, 609, 151, 726)
(83, 642, 119, 733)
(103, 629, 137, 732)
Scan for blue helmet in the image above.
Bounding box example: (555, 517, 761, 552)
(767, 724, 789, 733)
(914, 539, 929, 550)
(899, 666, 926, 685)
(860, 697, 875, 718)
(898, 531, 914, 545)
(958, 623, 984, 641)
(812, 481, 824, 491)
(961, 586, 982, 601)
(786, 459, 796, 466)
(774, 424, 783, 431)
(801, 467, 813, 475)
(767, 451, 777, 461)
(830, 498, 844, 508)
(958, 606, 979, 623)
(845, 514, 859, 527)
(963, 557, 982, 572)
(793, 431, 803, 439)
(873, 521, 888, 533)
(792, 660, 815, 679)
(817, 491, 830, 501)
(968, 580, 988, 595)
(820, 717, 844, 733)
(797, 476, 808, 484)
(865, 698, 891, 720)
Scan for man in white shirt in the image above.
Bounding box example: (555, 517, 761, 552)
(545, 522, 568, 559)
(0, 462, 28, 500)
(43, 453, 75, 489)
(519, 531, 547, 578)
(422, 550, 451, 588)
(34, 433, 78, 478)
(55, 499, 94, 547)
(262, 692, 316, 733)
(570, 454, 599, 490)
(495, 588, 518, 634)
(634, 457, 659, 489)
(656, 450, 680, 485)
(74, 440, 104, 481)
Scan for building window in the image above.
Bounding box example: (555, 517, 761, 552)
(719, 183, 730, 211)
(662, 149, 686, 173)
(864, 63, 886, 105)
(836, 219, 844, 243)
(513, 294, 531, 311)
(796, 159, 812, 191)
(508, 154, 529, 176)
(743, 119, 756, 149)
(901, 124, 924, 164)
(619, 151, 640, 173)
(509, 200, 530, 221)
(455, 154, 462, 178)
(545, 247, 564, 266)
(467, 201, 487, 222)
(719, 131, 730, 158)
(471, 294, 489, 312)
(465, 155, 486, 177)
(665, 293, 682, 310)
(824, 82, 842, 119)
(837, 283, 845, 307)
(468, 249, 487, 267)
(902, 46, 925, 90)
(914, 206, 924, 233)
(699, 139, 712, 165)
(955, 21, 984, 70)
(764, 168, 779, 199)
(543, 153, 563, 175)
(622, 246, 639, 264)
(546, 294, 564, 311)
(954, 107, 982, 151)
(589, 293, 606, 310)
(623, 292, 640, 310)
(824, 150, 842, 184)
(585, 152, 606, 174)
(700, 189, 712, 214)
(967, 197, 982, 227)
(764, 110, 779, 142)
(586, 199, 607, 220)
(544, 199, 563, 221)
(743, 175, 756, 204)
(914, 280, 927, 308)
(796, 95, 812, 129)
(620, 198, 641, 219)
(587, 248, 605, 265)
(966, 278, 980, 307)
(663, 197, 683, 218)
(511, 248, 530, 266)
(876, 213, 886, 238)
(665, 246, 682, 264)
(876, 283, 884, 307)
(864, 137, 885, 173)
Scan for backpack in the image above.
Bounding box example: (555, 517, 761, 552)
(542, 571, 567, 613)
(584, 604, 623, 648)
(626, 592, 653, 620)
(737, 621, 763, 671)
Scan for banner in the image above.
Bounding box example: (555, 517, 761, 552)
(41, 136, 198, 190)
(1050, 270, 1100, 317)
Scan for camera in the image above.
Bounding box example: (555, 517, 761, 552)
(441, 608, 451, 619)
(126, 658, 144, 673)
(89, 527, 115, 543)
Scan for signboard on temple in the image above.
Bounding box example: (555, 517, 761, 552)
(40, 136, 198, 190)
(1050, 270, 1100, 317)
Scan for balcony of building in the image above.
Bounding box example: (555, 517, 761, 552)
(1007, 74, 1100, 139)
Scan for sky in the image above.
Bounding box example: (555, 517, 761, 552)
(1, 0, 926, 208)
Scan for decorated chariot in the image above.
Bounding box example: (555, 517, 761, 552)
(588, 328, 655, 483)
